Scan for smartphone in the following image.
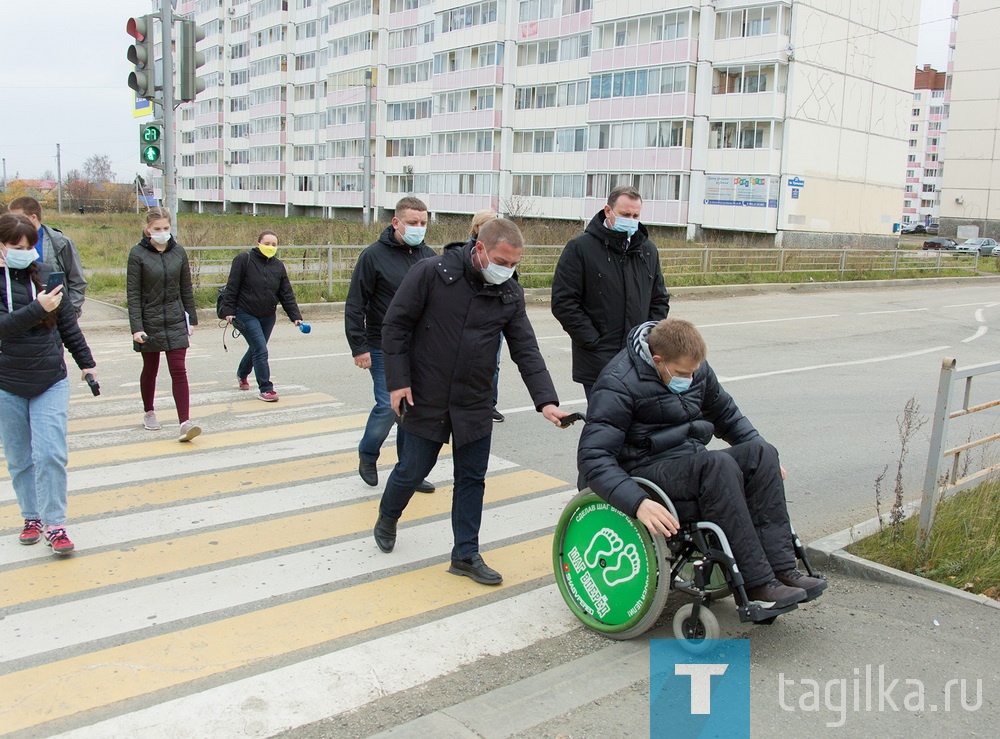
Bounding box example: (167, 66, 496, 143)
(45, 271, 65, 293)
(559, 412, 586, 428)
(399, 398, 410, 421)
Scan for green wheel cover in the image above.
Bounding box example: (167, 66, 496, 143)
(553, 493, 662, 634)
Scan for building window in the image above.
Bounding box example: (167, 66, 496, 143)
(586, 172, 688, 202)
(715, 5, 789, 39)
(594, 10, 694, 49)
(439, 2, 498, 33)
(590, 66, 693, 99)
(709, 121, 779, 150)
(330, 0, 373, 24)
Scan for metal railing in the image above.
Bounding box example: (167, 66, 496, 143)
(181, 245, 986, 293)
(918, 357, 1000, 545)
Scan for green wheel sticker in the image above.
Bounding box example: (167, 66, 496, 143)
(558, 498, 656, 627)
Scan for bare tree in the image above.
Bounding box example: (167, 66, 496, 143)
(83, 155, 115, 184)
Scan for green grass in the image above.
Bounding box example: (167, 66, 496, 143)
(846, 481, 1000, 600)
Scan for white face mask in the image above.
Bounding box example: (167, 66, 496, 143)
(478, 246, 515, 285)
(150, 231, 171, 245)
(2, 247, 38, 270)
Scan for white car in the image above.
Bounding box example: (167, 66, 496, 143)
(953, 238, 998, 256)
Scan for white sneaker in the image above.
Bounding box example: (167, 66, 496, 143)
(179, 420, 202, 442)
(143, 411, 161, 431)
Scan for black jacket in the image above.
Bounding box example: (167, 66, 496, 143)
(219, 247, 302, 322)
(126, 236, 198, 353)
(0, 263, 95, 398)
(345, 226, 435, 355)
(578, 322, 758, 517)
(551, 211, 670, 385)
(382, 243, 558, 449)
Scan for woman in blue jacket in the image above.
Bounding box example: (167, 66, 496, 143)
(0, 214, 97, 556)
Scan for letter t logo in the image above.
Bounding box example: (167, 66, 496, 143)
(675, 664, 729, 714)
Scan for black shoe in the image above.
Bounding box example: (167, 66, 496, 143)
(775, 569, 828, 601)
(448, 553, 503, 586)
(373, 513, 397, 553)
(746, 578, 807, 610)
(415, 479, 435, 494)
(359, 460, 378, 487)
(492, 409, 505, 423)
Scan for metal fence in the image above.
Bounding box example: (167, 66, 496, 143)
(918, 357, 1000, 545)
(182, 245, 987, 293)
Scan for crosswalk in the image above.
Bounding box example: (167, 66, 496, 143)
(0, 381, 581, 737)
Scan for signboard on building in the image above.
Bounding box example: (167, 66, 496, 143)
(704, 176, 778, 208)
(787, 176, 805, 188)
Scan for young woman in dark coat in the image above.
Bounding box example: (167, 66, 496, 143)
(126, 208, 201, 441)
(0, 213, 97, 555)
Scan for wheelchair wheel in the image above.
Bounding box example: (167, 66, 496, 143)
(553, 491, 670, 640)
(672, 603, 720, 652)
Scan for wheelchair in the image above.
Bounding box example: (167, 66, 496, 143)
(552, 477, 822, 647)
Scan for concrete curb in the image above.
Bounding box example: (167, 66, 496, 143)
(806, 510, 1000, 612)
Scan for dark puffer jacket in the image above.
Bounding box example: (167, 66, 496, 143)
(551, 210, 670, 385)
(126, 236, 198, 353)
(578, 322, 757, 517)
(382, 243, 558, 449)
(0, 263, 95, 398)
(218, 247, 302, 321)
(345, 225, 435, 355)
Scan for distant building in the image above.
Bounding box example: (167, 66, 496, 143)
(169, 0, 916, 246)
(939, 0, 1000, 239)
(17, 180, 60, 198)
(902, 65, 948, 227)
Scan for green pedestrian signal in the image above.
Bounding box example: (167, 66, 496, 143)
(139, 122, 164, 169)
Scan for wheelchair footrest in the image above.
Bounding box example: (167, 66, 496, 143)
(742, 601, 798, 623)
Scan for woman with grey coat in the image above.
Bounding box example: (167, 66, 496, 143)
(126, 208, 201, 441)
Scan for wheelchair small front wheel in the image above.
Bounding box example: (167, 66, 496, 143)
(672, 603, 720, 651)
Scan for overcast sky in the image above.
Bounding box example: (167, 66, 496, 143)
(0, 0, 955, 184)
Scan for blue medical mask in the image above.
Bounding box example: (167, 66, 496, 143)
(610, 216, 639, 237)
(401, 226, 426, 246)
(668, 376, 692, 394)
(3, 247, 38, 270)
(478, 247, 515, 285)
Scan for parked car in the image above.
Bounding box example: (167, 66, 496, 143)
(953, 238, 998, 256)
(923, 237, 957, 250)
(926, 223, 940, 235)
(901, 223, 927, 234)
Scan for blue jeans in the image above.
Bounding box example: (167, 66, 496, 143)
(235, 310, 276, 392)
(379, 431, 492, 561)
(358, 348, 402, 464)
(0, 378, 70, 526)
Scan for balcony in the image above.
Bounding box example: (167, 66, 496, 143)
(429, 152, 500, 172)
(590, 38, 698, 74)
(517, 11, 591, 42)
(431, 66, 504, 91)
(586, 148, 690, 173)
(589, 93, 695, 123)
(430, 109, 502, 133)
(709, 92, 785, 121)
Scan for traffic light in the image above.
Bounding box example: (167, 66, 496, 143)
(126, 15, 157, 100)
(178, 19, 206, 103)
(139, 121, 164, 169)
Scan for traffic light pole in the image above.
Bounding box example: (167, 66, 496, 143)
(160, 1, 178, 240)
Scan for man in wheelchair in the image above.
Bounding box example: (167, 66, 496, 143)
(578, 318, 827, 614)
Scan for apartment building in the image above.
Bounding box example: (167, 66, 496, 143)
(902, 65, 948, 227)
(938, 0, 1000, 239)
(169, 0, 916, 246)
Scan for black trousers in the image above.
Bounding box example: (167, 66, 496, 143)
(630, 438, 796, 589)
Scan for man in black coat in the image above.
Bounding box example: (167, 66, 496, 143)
(578, 318, 827, 614)
(345, 197, 436, 492)
(551, 185, 670, 400)
(374, 218, 572, 585)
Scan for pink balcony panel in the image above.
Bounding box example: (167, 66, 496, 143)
(906, 177, 920, 183)
(588, 93, 695, 122)
(249, 163, 286, 175)
(590, 40, 699, 74)
(194, 138, 222, 152)
(326, 157, 363, 174)
(925, 145, 938, 153)
(387, 7, 435, 31)
(430, 109, 502, 132)
(431, 66, 504, 91)
(586, 148, 690, 173)
(194, 164, 223, 176)
(384, 45, 433, 67)
(326, 123, 366, 142)
(428, 194, 496, 214)
(903, 207, 917, 214)
(193, 112, 225, 125)
(518, 11, 592, 41)
(429, 152, 500, 171)
(247, 132, 285, 147)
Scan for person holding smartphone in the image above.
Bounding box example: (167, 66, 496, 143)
(126, 208, 201, 441)
(0, 214, 97, 556)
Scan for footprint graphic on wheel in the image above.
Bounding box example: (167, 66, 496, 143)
(584, 527, 624, 568)
(603, 543, 641, 587)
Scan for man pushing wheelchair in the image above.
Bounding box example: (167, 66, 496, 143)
(578, 318, 827, 618)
